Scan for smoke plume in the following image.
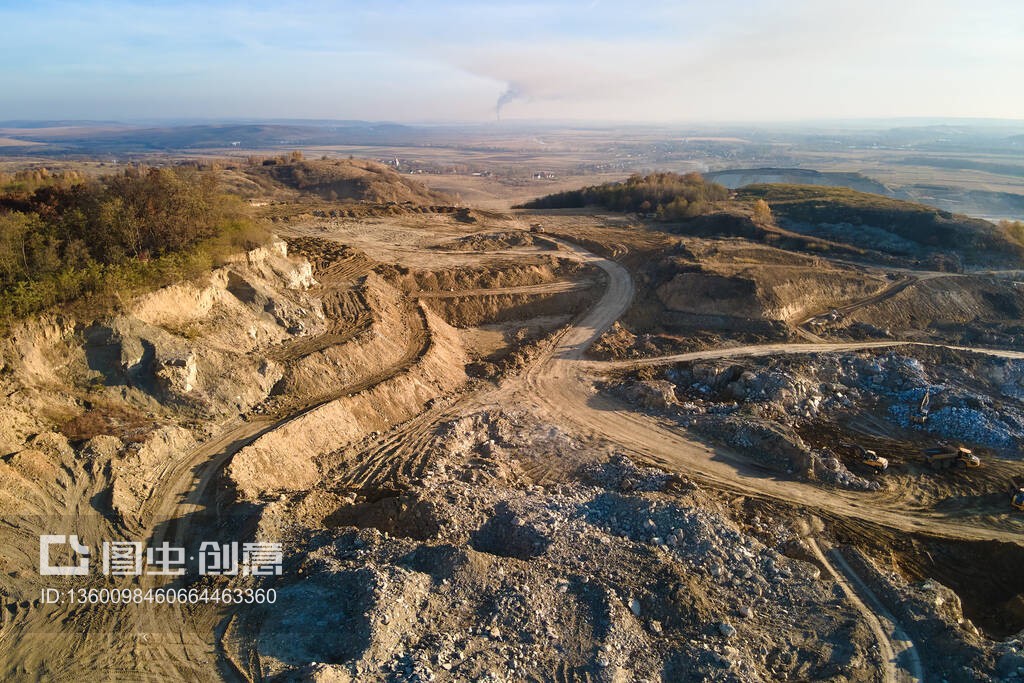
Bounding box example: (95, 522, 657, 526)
(496, 83, 525, 120)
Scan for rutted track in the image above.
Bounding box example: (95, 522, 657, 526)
(498, 239, 928, 680)
(807, 537, 925, 683)
(318, 235, 1024, 547)
(413, 279, 588, 299)
(0, 271, 442, 681)
(795, 273, 923, 337)
(7, 230, 1019, 680)
(584, 339, 1024, 371)
(516, 241, 1024, 543)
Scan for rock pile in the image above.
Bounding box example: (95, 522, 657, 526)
(241, 412, 886, 681)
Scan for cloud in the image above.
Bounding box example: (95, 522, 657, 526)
(2, 0, 1022, 120)
(431, 0, 1024, 121)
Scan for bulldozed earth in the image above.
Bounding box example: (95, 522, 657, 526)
(2, 168, 1024, 683)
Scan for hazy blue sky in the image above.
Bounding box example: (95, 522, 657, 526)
(1, 0, 1021, 122)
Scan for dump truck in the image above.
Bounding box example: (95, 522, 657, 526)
(1011, 477, 1024, 511)
(922, 444, 980, 470)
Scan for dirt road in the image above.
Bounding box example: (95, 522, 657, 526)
(808, 537, 925, 683)
(4, 230, 1013, 680)
(515, 239, 1023, 545)
(585, 340, 1024, 371)
(502, 238, 930, 680)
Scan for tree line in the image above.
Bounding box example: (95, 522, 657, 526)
(0, 166, 264, 324)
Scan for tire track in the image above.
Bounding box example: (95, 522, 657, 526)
(807, 536, 924, 682)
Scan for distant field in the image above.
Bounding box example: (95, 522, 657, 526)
(788, 150, 1024, 195)
(0, 137, 41, 147)
(1, 120, 1022, 218)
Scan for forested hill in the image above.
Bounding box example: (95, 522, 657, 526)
(0, 166, 265, 323)
(519, 172, 729, 219)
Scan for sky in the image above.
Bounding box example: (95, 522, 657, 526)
(0, 0, 1022, 123)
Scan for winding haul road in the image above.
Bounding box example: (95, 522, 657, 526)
(212, 235, 1013, 681)
(492, 237, 1024, 682)
(11, 232, 1020, 681)
(518, 239, 1022, 545)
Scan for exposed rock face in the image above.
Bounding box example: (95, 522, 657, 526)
(0, 236, 328, 539)
(652, 263, 887, 324)
(698, 416, 814, 475)
(154, 351, 198, 395)
(0, 238, 319, 426)
(657, 272, 761, 318)
(246, 238, 316, 289)
(622, 380, 678, 411)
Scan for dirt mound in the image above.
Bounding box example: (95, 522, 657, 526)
(738, 184, 1024, 268)
(444, 231, 554, 252)
(228, 303, 467, 499)
(256, 158, 449, 205)
(232, 410, 883, 681)
(834, 275, 1024, 349)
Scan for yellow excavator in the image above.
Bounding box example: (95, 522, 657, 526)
(911, 390, 930, 426)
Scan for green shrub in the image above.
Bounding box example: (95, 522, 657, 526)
(0, 166, 269, 327)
